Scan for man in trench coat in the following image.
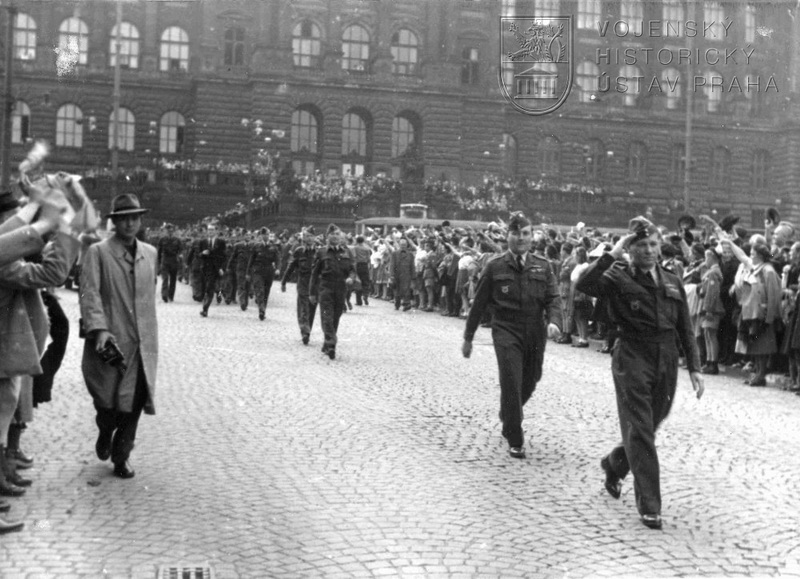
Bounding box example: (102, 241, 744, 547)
(80, 194, 158, 479)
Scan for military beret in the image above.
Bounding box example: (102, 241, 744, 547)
(326, 223, 341, 235)
(678, 214, 696, 230)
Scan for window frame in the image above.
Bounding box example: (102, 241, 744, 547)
(58, 17, 89, 66)
(13, 13, 37, 61)
(391, 28, 419, 76)
(110, 21, 140, 69)
(12, 101, 31, 144)
(341, 24, 371, 73)
(56, 103, 84, 148)
(108, 107, 136, 152)
(159, 111, 185, 154)
(223, 26, 245, 67)
(159, 26, 190, 72)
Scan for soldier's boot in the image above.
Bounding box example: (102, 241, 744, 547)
(1, 445, 31, 488)
(7, 424, 33, 470)
(259, 309, 265, 321)
(0, 448, 26, 497)
(0, 515, 23, 534)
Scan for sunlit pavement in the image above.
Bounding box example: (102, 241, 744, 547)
(3, 281, 800, 578)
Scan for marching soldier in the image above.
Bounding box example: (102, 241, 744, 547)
(229, 230, 253, 311)
(281, 226, 318, 344)
(247, 228, 280, 321)
(309, 224, 354, 360)
(198, 223, 227, 317)
(157, 223, 182, 303)
(185, 232, 206, 302)
(575, 216, 704, 530)
(462, 212, 562, 459)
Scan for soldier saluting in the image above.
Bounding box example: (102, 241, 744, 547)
(281, 226, 318, 345)
(462, 212, 562, 459)
(575, 216, 704, 531)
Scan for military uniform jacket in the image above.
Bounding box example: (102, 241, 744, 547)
(309, 245, 354, 296)
(228, 241, 252, 273)
(248, 241, 280, 276)
(157, 236, 183, 268)
(464, 251, 562, 342)
(282, 245, 316, 295)
(575, 252, 701, 372)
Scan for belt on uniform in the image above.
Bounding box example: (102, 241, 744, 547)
(493, 310, 542, 322)
(618, 331, 677, 344)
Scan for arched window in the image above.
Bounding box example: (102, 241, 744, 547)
(391, 115, 417, 158)
(584, 139, 605, 181)
(56, 104, 83, 148)
(58, 17, 89, 65)
(159, 111, 185, 154)
(12, 101, 31, 144)
(341, 112, 370, 176)
(291, 108, 320, 175)
(391, 29, 418, 75)
(751, 149, 770, 190)
(342, 24, 370, 72)
(619, 65, 643, 107)
(160, 27, 189, 72)
(576, 61, 599, 103)
(501, 133, 518, 177)
(14, 13, 37, 61)
(292, 20, 321, 68)
(224, 27, 245, 66)
(710, 146, 730, 189)
(540, 136, 560, 178)
(110, 22, 140, 68)
(108, 108, 135, 151)
(662, 68, 681, 110)
(627, 141, 647, 182)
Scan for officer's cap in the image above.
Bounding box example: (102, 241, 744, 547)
(627, 215, 659, 244)
(507, 211, 531, 233)
(260, 227, 268, 235)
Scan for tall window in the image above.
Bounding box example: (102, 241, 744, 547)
(751, 149, 770, 190)
(502, 133, 518, 177)
(160, 27, 189, 72)
(291, 108, 320, 175)
(461, 47, 479, 85)
(584, 139, 605, 181)
(744, 4, 756, 44)
(619, 65, 643, 107)
(619, 2, 644, 36)
(745, 73, 765, 117)
(110, 22, 140, 69)
(662, 1, 685, 37)
(108, 108, 135, 152)
(292, 20, 321, 68)
(391, 115, 417, 158)
(14, 13, 37, 61)
(159, 111, 185, 154)
(391, 29, 419, 75)
(671, 143, 686, 185)
(703, 70, 722, 113)
(577, 0, 601, 30)
(704, 2, 725, 40)
(501, 0, 516, 16)
(342, 24, 370, 72)
(576, 61, 599, 103)
(56, 104, 83, 148)
(710, 146, 730, 189)
(540, 136, 560, 178)
(58, 17, 89, 66)
(224, 27, 245, 66)
(662, 68, 681, 110)
(12, 101, 30, 144)
(341, 112, 369, 176)
(534, 0, 560, 18)
(627, 142, 646, 182)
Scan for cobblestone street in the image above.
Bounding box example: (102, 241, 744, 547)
(2, 281, 800, 578)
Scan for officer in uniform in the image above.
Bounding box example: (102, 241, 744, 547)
(229, 230, 253, 311)
(462, 212, 562, 459)
(575, 216, 704, 531)
(157, 223, 183, 303)
(198, 223, 227, 317)
(281, 226, 318, 344)
(185, 233, 206, 302)
(309, 224, 354, 360)
(220, 232, 238, 305)
(247, 228, 280, 321)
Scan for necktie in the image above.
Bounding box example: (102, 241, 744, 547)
(645, 270, 654, 284)
(517, 255, 524, 270)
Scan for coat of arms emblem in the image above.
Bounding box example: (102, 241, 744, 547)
(499, 16, 574, 116)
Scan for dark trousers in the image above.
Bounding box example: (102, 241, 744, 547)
(297, 292, 317, 337)
(94, 365, 148, 465)
(160, 264, 179, 302)
(446, 277, 460, 314)
(605, 338, 678, 516)
(190, 269, 204, 302)
(201, 272, 220, 312)
(236, 270, 249, 309)
(253, 270, 275, 313)
(221, 270, 237, 304)
(33, 292, 69, 406)
(394, 284, 412, 309)
(492, 320, 545, 448)
(355, 263, 370, 304)
(319, 290, 345, 349)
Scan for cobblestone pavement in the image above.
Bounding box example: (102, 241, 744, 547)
(2, 281, 800, 578)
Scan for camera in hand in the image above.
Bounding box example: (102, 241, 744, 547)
(98, 340, 127, 373)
